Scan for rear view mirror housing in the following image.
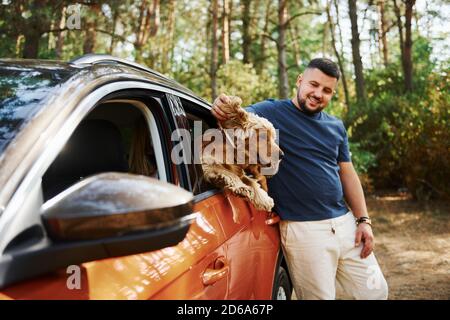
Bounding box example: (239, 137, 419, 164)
(42, 172, 195, 241)
(0, 173, 196, 289)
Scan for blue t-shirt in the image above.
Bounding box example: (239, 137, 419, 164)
(246, 99, 351, 221)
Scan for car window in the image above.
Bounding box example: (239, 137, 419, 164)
(41, 100, 160, 202)
(0, 63, 76, 153)
(180, 98, 216, 196)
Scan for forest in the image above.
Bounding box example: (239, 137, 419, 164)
(0, 0, 448, 200)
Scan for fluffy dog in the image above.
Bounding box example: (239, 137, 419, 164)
(200, 96, 282, 216)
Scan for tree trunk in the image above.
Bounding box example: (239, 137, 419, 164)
(403, 0, 415, 92)
(257, 0, 272, 74)
(55, 6, 66, 59)
(168, 0, 176, 72)
(83, 4, 100, 54)
(134, 0, 160, 65)
(348, 0, 367, 104)
(149, 0, 160, 38)
(242, 0, 252, 64)
(210, 0, 219, 100)
(161, 0, 176, 73)
(228, 0, 232, 47)
(222, 0, 230, 64)
(109, 6, 119, 55)
(277, 0, 289, 99)
(334, 0, 346, 61)
(378, 0, 389, 66)
(393, 0, 405, 74)
(289, 23, 300, 71)
(83, 23, 97, 54)
(23, 30, 40, 58)
(22, 0, 48, 58)
(393, 0, 414, 92)
(326, 1, 350, 110)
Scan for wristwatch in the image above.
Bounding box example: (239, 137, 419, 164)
(356, 216, 372, 227)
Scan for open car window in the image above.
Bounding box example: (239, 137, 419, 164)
(42, 99, 161, 202)
(179, 98, 217, 196)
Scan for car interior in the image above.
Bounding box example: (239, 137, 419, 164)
(42, 99, 160, 202)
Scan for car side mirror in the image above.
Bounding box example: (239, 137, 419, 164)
(0, 173, 197, 290)
(41, 172, 195, 242)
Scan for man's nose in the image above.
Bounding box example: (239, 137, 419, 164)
(313, 89, 323, 99)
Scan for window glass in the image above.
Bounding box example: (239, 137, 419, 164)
(180, 99, 217, 195)
(42, 101, 159, 201)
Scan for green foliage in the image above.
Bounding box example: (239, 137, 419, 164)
(347, 44, 450, 200)
(216, 60, 277, 106)
(349, 142, 376, 174)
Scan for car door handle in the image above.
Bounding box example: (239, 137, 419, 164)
(265, 214, 281, 225)
(202, 257, 229, 286)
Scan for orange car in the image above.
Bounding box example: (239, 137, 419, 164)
(0, 55, 292, 300)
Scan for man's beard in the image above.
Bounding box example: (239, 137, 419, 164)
(296, 90, 324, 116)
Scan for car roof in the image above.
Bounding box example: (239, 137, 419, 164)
(0, 55, 210, 106)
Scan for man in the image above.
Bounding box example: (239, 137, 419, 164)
(211, 58, 388, 300)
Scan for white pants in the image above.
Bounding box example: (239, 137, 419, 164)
(280, 211, 388, 300)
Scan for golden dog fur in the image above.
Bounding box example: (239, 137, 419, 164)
(201, 96, 282, 218)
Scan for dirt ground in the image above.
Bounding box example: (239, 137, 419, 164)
(361, 191, 449, 300)
(291, 191, 450, 300)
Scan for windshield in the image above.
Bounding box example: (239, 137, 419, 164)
(0, 61, 74, 154)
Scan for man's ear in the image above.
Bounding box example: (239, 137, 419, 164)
(296, 74, 303, 87)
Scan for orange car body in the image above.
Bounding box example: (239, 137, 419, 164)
(0, 193, 281, 300)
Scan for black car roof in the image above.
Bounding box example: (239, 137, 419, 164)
(0, 55, 211, 106)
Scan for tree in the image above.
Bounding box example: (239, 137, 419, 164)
(377, 0, 389, 66)
(83, 4, 100, 54)
(210, 0, 219, 100)
(255, 0, 272, 74)
(241, 0, 252, 64)
(276, 0, 289, 99)
(348, 0, 367, 104)
(133, 0, 160, 64)
(403, 0, 416, 92)
(326, 1, 350, 109)
(160, 0, 176, 74)
(222, 0, 230, 64)
(55, 6, 67, 59)
(393, 0, 416, 92)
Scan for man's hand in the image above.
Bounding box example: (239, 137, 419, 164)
(211, 93, 232, 121)
(355, 223, 374, 259)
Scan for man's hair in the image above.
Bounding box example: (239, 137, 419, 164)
(306, 58, 340, 80)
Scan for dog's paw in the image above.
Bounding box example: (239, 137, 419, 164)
(229, 185, 254, 199)
(254, 196, 274, 212)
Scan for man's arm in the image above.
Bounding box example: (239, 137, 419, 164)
(339, 161, 374, 259)
(339, 161, 368, 218)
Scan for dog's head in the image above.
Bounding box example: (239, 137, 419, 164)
(247, 115, 283, 176)
(219, 96, 249, 128)
(214, 95, 283, 175)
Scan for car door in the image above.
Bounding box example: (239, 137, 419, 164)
(178, 97, 281, 299)
(67, 91, 230, 300)
(0, 85, 228, 300)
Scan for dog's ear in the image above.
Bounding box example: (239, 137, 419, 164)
(228, 96, 242, 108)
(228, 96, 249, 124)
